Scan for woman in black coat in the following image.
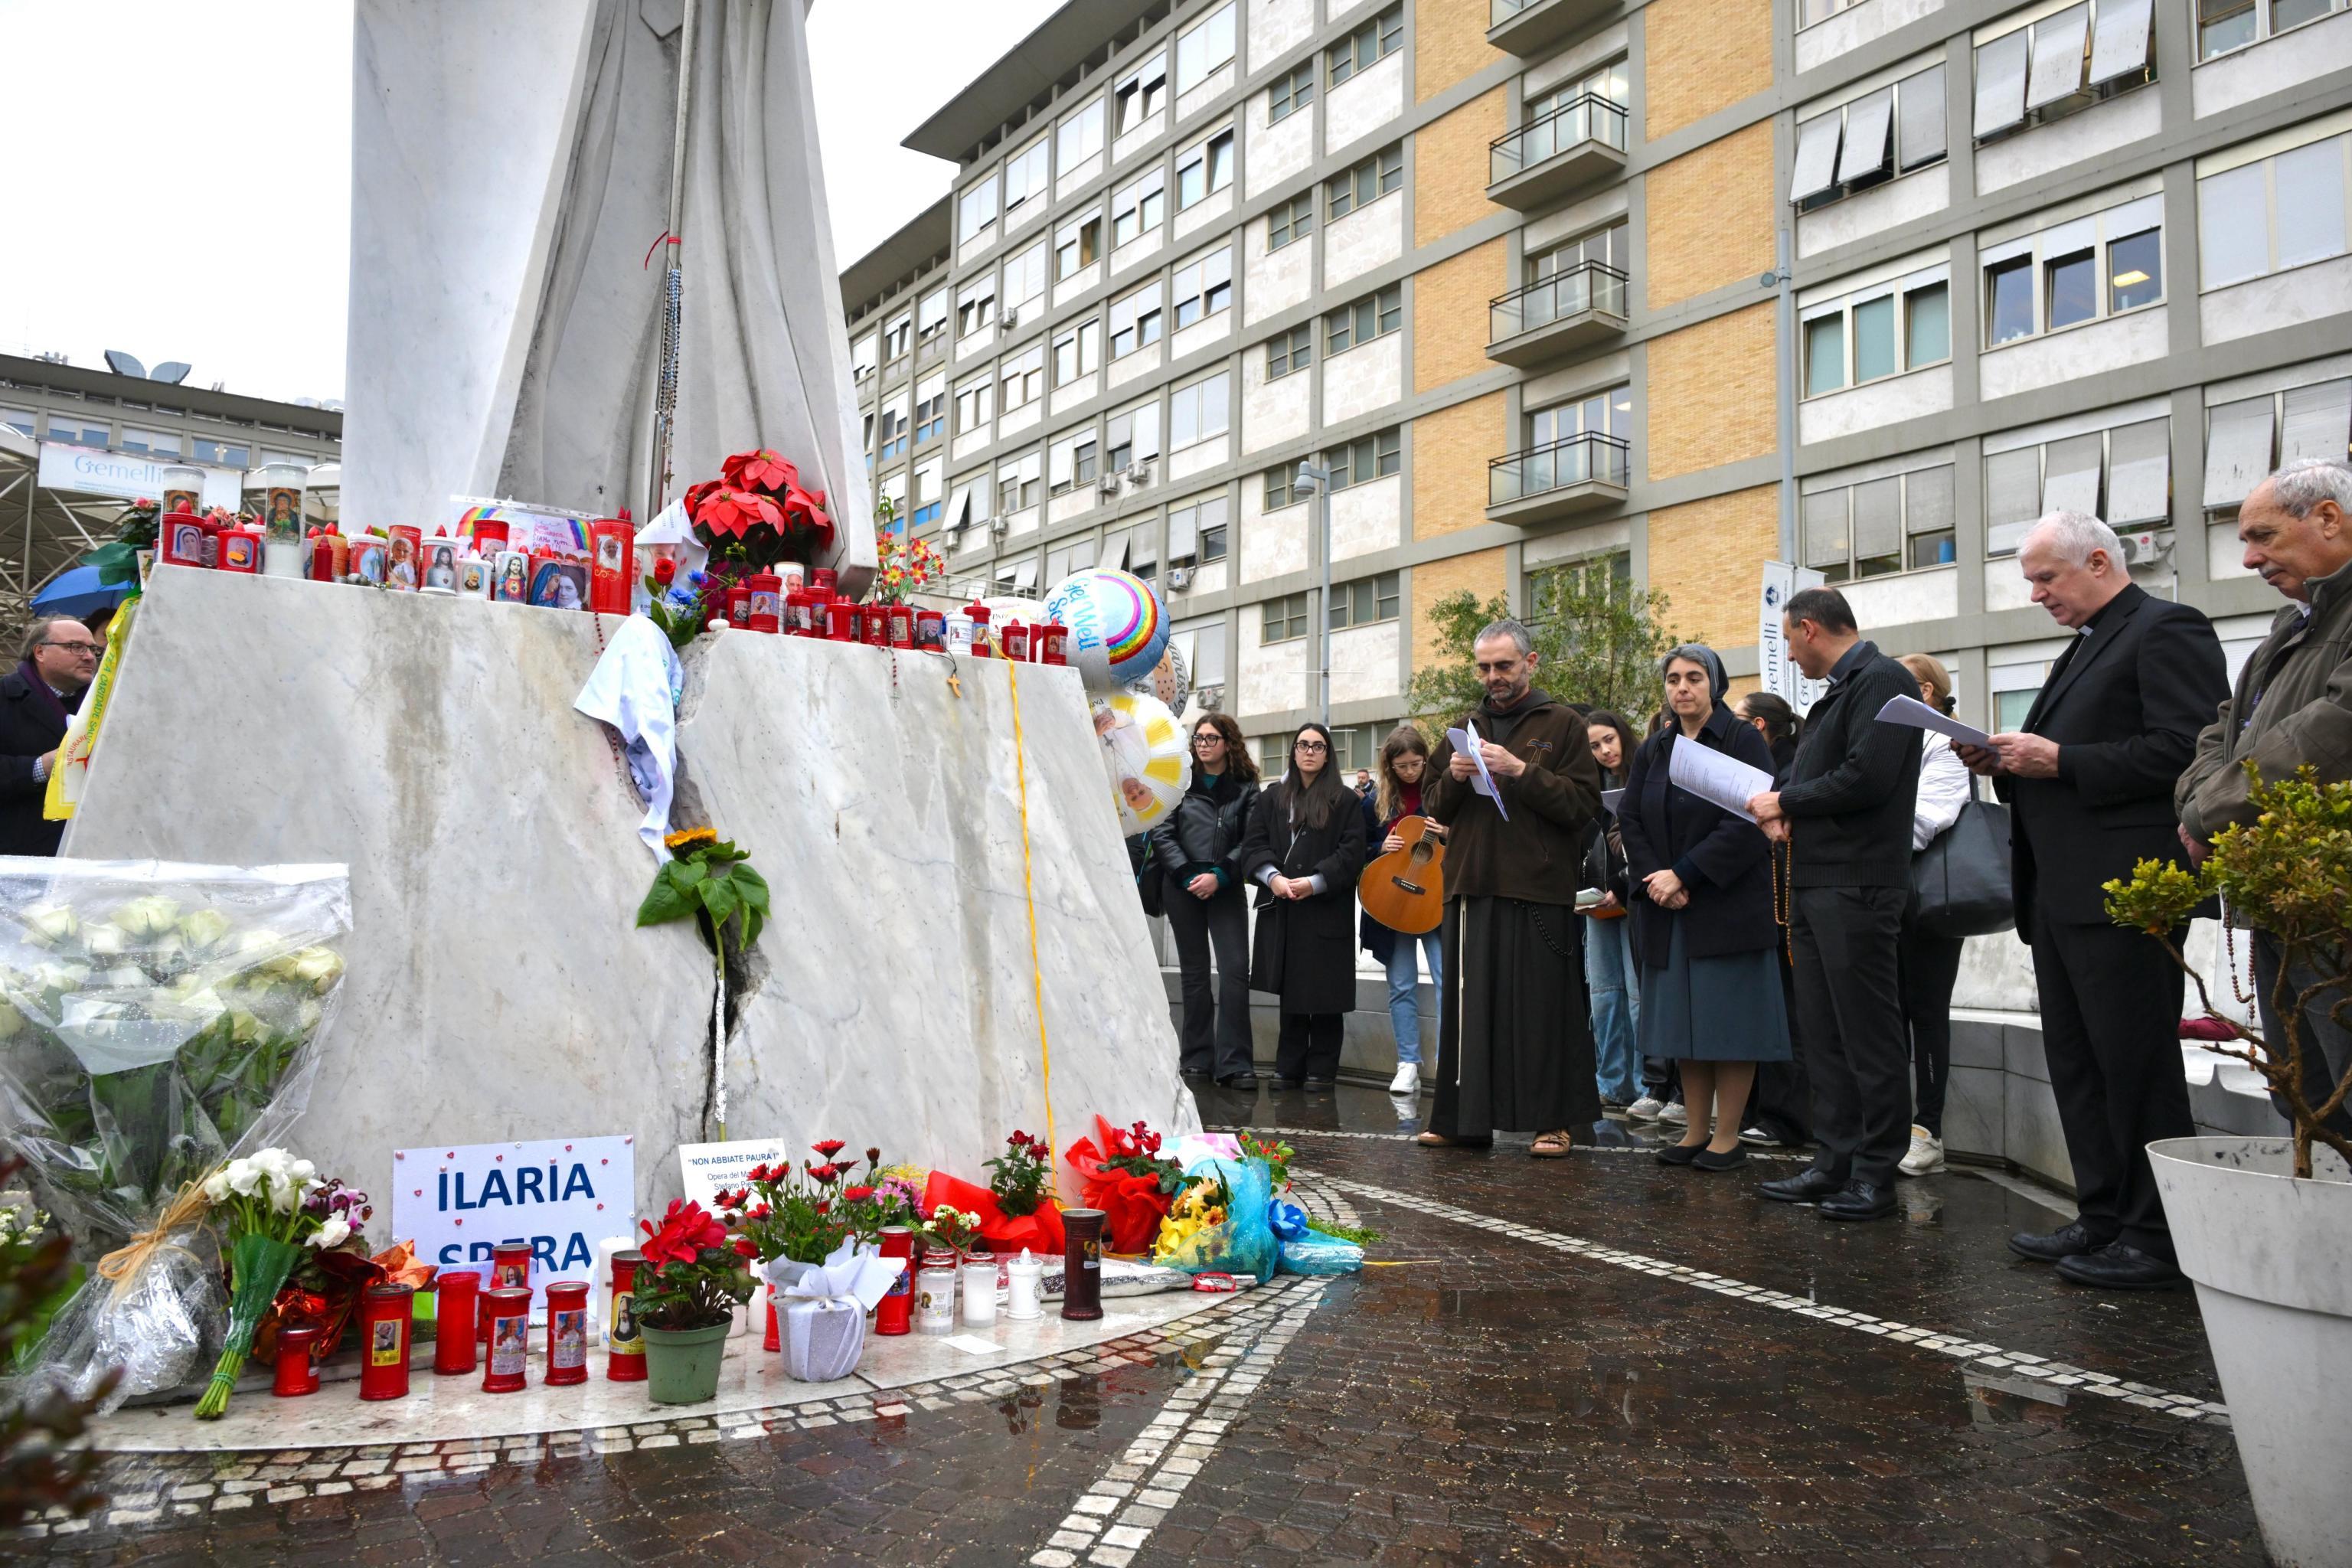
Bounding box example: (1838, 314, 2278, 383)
(1240, 722, 1367, 1090)
(1619, 645, 1791, 1171)
(1148, 712, 1263, 1088)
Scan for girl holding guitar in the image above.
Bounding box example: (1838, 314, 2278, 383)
(1357, 725, 1448, 1096)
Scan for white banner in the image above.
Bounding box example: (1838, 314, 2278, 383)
(37, 442, 241, 510)
(391, 1135, 635, 1312)
(1758, 561, 1830, 714)
(676, 1138, 787, 1211)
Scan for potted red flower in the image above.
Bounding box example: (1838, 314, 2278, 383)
(1064, 1116, 1186, 1254)
(687, 448, 836, 609)
(631, 1199, 756, 1404)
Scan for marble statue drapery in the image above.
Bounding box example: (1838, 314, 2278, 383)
(342, 0, 874, 592)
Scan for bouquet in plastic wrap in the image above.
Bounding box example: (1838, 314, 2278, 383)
(1150, 1155, 1278, 1284)
(0, 860, 351, 1410)
(1064, 1116, 1184, 1255)
(1267, 1200, 1364, 1276)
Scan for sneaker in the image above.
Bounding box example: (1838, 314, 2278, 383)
(1899, 1125, 1945, 1177)
(1658, 1101, 1689, 1127)
(1737, 1125, 1786, 1148)
(1387, 1062, 1419, 1095)
(1625, 1095, 1667, 1121)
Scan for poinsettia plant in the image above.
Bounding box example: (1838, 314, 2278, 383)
(685, 448, 835, 571)
(632, 1198, 756, 1331)
(985, 1130, 1051, 1217)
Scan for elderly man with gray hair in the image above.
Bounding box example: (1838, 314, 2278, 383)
(1957, 511, 2226, 1289)
(2177, 459, 2352, 1140)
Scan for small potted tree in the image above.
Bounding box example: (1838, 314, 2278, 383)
(2106, 766, 2352, 1566)
(630, 1199, 755, 1405)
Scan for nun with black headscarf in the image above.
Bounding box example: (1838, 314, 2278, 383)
(1616, 643, 1791, 1171)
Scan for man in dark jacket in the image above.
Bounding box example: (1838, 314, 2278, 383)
(0, 617, 98, 857)
(1748, 588, 1919, 1221)
(1962, 512, 2227, 1289)
(1418, 619, 1602, 1155)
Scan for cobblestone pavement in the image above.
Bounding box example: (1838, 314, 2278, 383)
(8, 1089, 2263, 1566)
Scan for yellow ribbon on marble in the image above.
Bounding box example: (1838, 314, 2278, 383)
(994, 635, 1059, 1173)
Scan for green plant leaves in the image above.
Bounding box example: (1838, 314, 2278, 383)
(635, 844, 769, 957)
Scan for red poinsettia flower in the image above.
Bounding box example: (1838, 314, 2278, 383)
(684, 479, 721, 518)
(693, 485, 785, 541)
(639, 1199, 727, 1266)
(723, 449, 799, 495)
(813, 1139, 848, 1159)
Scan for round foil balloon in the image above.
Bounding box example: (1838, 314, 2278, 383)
(1044, 567, 1168, 692)
(1129, 635, 1190, 715)
(1091, 690, 1191, 835)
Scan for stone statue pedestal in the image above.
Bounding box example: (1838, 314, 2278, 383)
(64, 570, 1194, 1211)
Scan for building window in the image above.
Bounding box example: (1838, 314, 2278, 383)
(1107, 403, 1161, 473)
(1045, 537, 1099, 583)
(999, 451, 1043, 513)
(1005, 240, 1049, 315)
(2200, 0, 2350, 59)
(882, 313, 913, 364)
(1171, 245, 1234, 328)
(1177, 129, 1235, 209)
(1531, 387, 1632, 448)
(1269, 62, 1315, 124)
(1981, 192, 2164, 348)
(1175, 2, 1236, 93)
(121, 428, 181, 456)
(191, 436, 249, 467)
(910, 461, 942, 530)
(1800, 270, 1951, 397)
(2197, 127, 2352, 290)
(1116, 54, 1168, 135)
(1983, 416, 2173, 554)
(946, 472, 988, 534)
(1799, 0, 1868, 24)
(1802, 465, 1957, 581)
(955, 373, 995, 433)
(1058, 99, 1106, 171)
(1265, 465, 1302, 510)
(1004, 135, 1050, 220)
(1526, 553, 1634, 621)
(959, 175, 998, 243)
(1168, 494, 1227, 563)
(1330, 428, 1402, 489)
(1790, 64, 1947, 207)
(1327, 145, 1403, 220)
(913, 374, 946, 444)
(957, 275, 997, 338)
(1055, 211, 1102, 279)
(1174, 616, 1228, 693)
(916, 288, 949, 343)
(1972, 0, 2155, 145)
(1000, 344, 1046, 412)
(1111, 170, 1166, 248)
(1261, 592, 1310, 644)
(1325, 285, 1402, 355)
(1266, 323, 1313, 380)
(2203, 381, 2352, 512)
(1328, 571, 1400, 629)
(1269, 192, 1315, 252)
(1328, 5, 1403, 86)
(852, 332, 879, 380)
(1169, 372, 1232, 448)
(1050, 429, 1101, 496)
(1053, 320, 1102, 385)
(1511, 388, 1633, 491)
(1109, 281, 1165, 358)
(1510, 61, 1632, 175)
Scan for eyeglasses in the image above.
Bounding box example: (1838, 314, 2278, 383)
(1192, 734, 1224, 747)
(41, 641, 101, 655)
(1294, 740, 1328, 753)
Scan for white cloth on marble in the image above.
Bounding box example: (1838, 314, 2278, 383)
(573, 615, 685, 859)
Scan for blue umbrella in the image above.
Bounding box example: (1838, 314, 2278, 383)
(32, 566, 133, 620)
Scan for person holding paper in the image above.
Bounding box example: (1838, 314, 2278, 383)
(1746, 587, 1920, 1222)
(1958, 511, 2225, 1289)
(1618, 645, 1789, 1171)
(1893, 655, 1973, 1178)
(1416, 619, 1603, 1157)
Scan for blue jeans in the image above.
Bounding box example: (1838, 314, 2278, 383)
(1584, 914, 1642, 1102)
(1384, 929, 1443, 1066)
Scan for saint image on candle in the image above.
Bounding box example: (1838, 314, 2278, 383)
(371, 1319, 400, 1357)
(499, 557, 527, 601)
(389, 536, 417, 589)
(554, 1310, 585, 1361)
(493, 1316, 528, 1361)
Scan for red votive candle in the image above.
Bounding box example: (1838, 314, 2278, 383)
(825, 598, 858, 640)
(434, 1269, 480, 1374)
(482, 1285, 531, 1393)
(482, 1240, 532, 1341)
(606, 1250, 647, 1382)
(359, 1283, 416, 1401)
(747, 570, 781, 632)
(876, 1226, 914, 1336)
(544, 1280, 591, 1386)
(887, 603, 915, 648)
(272, 1325, 322, 1397)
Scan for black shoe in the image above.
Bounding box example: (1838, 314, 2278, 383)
(1757, 1168, 1845, 1204)
(2055, 1242, 2184, 1290)
(1301, 1076, 1336, 1091)
(1655, 1142, 1703, 1166)
(1214, 1072, 1256, 1089)
(1692, 1146, 1748, 1172)
(1275, 1076, 1305, 1089)
(1817, 1181, 1896, 1221)
(2008, 1221, 2111, 1263)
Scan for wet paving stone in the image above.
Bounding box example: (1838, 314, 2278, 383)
(7, 1089, 2264, 1566)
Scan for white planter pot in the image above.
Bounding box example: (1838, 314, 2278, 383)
(2148, 1136, 2352, 1568)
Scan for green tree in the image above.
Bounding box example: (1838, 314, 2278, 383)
(1406, 566, 1680, 727)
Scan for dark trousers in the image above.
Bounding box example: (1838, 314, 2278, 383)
(2031, 920, 2195, 1256)
(1163, 877, 1253, 1080)
(1790, 884, 1909, 1187)
(1748, 931, 1814, 1143)
(2251, 930, 2352, 1138)
(1276, 1013, 1344, 1083)
(1899, 922, 1965, 1138)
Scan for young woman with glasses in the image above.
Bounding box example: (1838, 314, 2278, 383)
(1146, 713, 1263, 1087)
(1238, 722, 1367, 1089)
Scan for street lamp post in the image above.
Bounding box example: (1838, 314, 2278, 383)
(1295, 458, 1332, 730)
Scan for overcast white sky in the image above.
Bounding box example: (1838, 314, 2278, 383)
(0, 0, 1057, 407)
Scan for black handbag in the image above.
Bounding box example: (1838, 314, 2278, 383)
(1911, 775, 2014, 938)
(1129, 833, 1166, 920)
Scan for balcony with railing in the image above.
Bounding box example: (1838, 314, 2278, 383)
(1488, 433, 1630, 525)
(1488, 94, 1628, 210)
(1488, 0, 1618, 56)
(1488, 262, 1629, 368)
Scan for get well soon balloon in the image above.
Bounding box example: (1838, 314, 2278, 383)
(1091, 690, 1190, 835)
(1044, 568, 1169, 693)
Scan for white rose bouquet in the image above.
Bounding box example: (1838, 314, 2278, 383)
(192, 1146, 354, 1419)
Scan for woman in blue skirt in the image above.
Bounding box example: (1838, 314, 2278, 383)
(1618, 643, 1792, 1171)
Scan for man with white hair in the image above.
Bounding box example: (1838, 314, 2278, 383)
(2177, 459, 2352, 1139)
(1958, 511, 2226, 1289)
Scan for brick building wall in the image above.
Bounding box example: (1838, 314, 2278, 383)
(1645, 302, 1778, 484)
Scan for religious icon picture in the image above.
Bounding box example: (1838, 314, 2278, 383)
(370, 1318, 402, 1364)
(423, 539, 460, 591)
(265, 486, 302, 541)
(459, 558, 490, 597)
(596, 532, 625, 572)
(388, 534, 418, 590)
(495, 553, 529, 603)
(161, 485, 200, 518)
(612, 1295, 636, 1342)
(351, 539, 389, 585)
(528, 559, 588, 611)
(163, 517, 205, 568)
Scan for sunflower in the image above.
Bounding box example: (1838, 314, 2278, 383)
(663, 825, 720, 852)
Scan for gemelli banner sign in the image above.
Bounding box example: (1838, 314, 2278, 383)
(392, 1135, 635, 1309)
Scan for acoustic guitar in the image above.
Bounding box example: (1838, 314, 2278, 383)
(1357, 815, 1448, 936)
